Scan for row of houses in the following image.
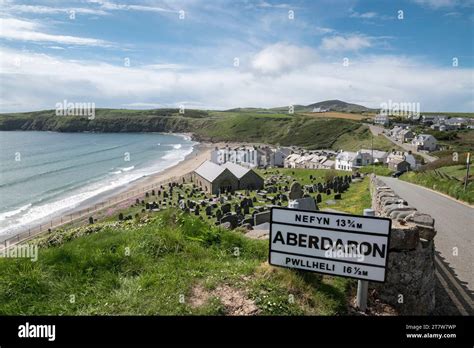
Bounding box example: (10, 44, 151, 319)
(418, 115, 473, 129)
(389, 126, 414, 143)
(388, 126, 438, 151)
(193, 160, 264, 194)
(210, 146, 292, 168)
(377, 113, 474, 130)
(283, 152, 336, 169)
(334, 149, 417, 172)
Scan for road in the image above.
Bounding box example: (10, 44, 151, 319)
(368, 125, 438, 163)
(380, 176, 473, 314)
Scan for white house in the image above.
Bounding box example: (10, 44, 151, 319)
(211, 146, 291, 168)
(397, 129, 414, 143)
(312, 107, 329, 113)
(374, 114, 389, 126)
(386, 151, 417, 170)
(211, 146, 259, 168)
(335, 151, 372, 171)
(389, 126, 403, 138)
(319, 159, 335, 169)
(284, 154, 300, 168)
(412, 134, 437, 152)
(360, 149, 389, 164)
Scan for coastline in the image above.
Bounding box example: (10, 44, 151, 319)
(0, 139, 213, 244)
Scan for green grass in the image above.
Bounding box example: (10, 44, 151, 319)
(0, 209, 352, 315)
(401, 169, 473, 204)
(329, 177, 372, 215)
(359, 164, 394, 177)
(331, 125, 401, 152)
(422, 112, 474, 119)
(257, 168, 372, 215)
(0, 168, 375, 315)
(193, 113, 359, 148)
(0, 109, 360, 149)
(437, 165, 470, 180)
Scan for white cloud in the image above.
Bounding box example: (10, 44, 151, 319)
(0, 18, 110, 46)
(4, 4, 108, 16)
(251, 42, 317, 75)
(86, 0, 176, 13)
(350, 11, 378, 19)
(256, 1, 294, 9)
(0, 46, 472, 112)
(321, 35, 372, 51)
(412, 0, 459, 8)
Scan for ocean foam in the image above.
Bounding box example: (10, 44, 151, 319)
(0, 142, 195, 237)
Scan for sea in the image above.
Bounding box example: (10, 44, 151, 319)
(0, 131, 196, 239)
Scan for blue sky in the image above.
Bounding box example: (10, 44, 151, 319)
(1, 0, 473, 112)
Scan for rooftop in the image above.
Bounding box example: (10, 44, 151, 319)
(194, 160, 226, 182)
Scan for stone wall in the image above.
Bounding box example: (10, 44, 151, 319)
(370, 174, 436, 315)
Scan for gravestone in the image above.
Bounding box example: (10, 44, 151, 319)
(221, 214, 238, 229)
(289, 182, 303, 200)
(222, 203, 231, 214)
(254, 211, 271, 226)
(316, 193, 322, 203)
(288, 197, 317, 211)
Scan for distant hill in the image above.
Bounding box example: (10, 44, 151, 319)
(270, 99, 374, 113)
(306, 100, 373, 113)
(0, 108, 360, 148)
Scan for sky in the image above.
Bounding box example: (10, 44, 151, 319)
(0, 0, 473, 112)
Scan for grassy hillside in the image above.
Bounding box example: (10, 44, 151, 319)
(197, 113, 358, 148)
(422, 112, 474, 119)
(331, 125, 400, 152)
(0, 210, 352, 315)
(271, 100, 374, 113)
(401, 169, 473, 204)
(0, 168, 376, 315)
(0, 109, 360, 149)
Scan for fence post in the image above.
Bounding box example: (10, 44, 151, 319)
(356, 208, 375, 312)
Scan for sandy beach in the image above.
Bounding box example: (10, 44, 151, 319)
(1, 139, 214, 246)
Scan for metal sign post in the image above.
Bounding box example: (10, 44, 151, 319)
(356, 208, 375, 312)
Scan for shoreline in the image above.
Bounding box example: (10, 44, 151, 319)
(0, 139, 213, 243)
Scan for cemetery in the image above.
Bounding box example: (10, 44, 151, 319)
(123, 167, 363, 232)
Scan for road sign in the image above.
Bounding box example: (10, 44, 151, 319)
(269, 207, 391, 282)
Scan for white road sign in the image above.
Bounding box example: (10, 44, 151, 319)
(269, 207, 392, 282)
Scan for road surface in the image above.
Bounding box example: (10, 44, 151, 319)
(368, 125, 438, 163)
(380, 176, 473, 314)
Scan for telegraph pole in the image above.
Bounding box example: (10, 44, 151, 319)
(371, 131, 374, 174)
(464, 152, 471, 192)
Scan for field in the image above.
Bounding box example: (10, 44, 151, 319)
(422, 112, 474, 119)
(301, 112, 368, 121)
(331, 125, 401, 152)
(0, 168, 376, 315)
(401, 167, 473, 204)
(0, 109, 361, 149)
(359, 164, 394, 177)
(191, 113, 359, 148)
